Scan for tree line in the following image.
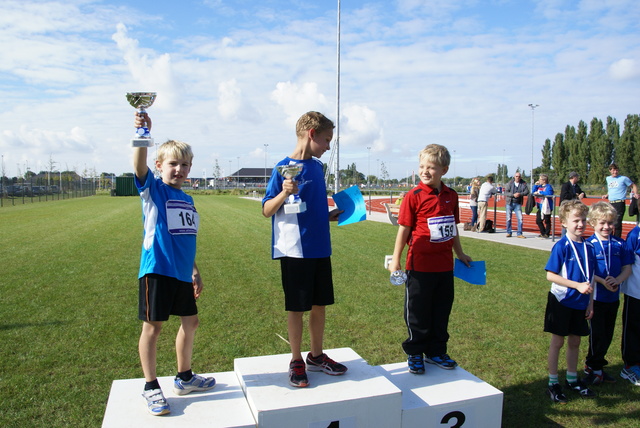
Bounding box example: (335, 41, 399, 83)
(537, 113, 640, 185)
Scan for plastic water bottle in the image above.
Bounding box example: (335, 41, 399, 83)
(390, 270, 407, 286)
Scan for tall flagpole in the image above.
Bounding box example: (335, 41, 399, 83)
(333, 0, 341, 193)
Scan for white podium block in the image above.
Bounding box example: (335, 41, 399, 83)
(234, 348, 402, 428)
(377, 362, 503, 428)
(102, 371, 256, 428)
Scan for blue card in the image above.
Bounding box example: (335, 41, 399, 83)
(454, 259, 486, 285)
(331, 186, 367, 226)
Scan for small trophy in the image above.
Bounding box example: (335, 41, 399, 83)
(126, 92, 156, 147)
(277, 163, 306, 214)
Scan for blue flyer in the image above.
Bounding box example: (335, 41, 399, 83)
(454, 259, 486, 285)
(331, 186, 367, 226)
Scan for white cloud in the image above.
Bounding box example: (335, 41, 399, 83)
(610, 58, 640, 81)
(342, 105, 385, 152)
(270, 82, 333, 126)
(217, 79, 259, 121)
(112, 23, 182, 110)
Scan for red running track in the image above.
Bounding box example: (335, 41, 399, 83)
(357, 196, 636, 238)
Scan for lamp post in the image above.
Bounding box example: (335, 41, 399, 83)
(528, 103, 539, 187)
(367, 146, 371, 215)
(264, 144, 269, 189)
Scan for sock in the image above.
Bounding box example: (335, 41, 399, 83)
(566, 371, 578, 384)
(177, 369, 193, 382)
(593, 369, 603, 376)
(548, 374, 559, 386)
(144, 379, 160, 391)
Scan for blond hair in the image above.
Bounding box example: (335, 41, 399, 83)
(295, 112, 335, 138)
(418, 144, 451, 167)
(157, 140, 194, 163)
(558, 199, 588, 224)
(588, 201, 617, 225)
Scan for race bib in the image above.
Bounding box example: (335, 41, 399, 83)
(166, 200, 199, 235)
(427, 215, 456, 243)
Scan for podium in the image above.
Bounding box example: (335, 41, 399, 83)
(103, 348, 502, 427)
(102, 371, 256, 428)
(377, 362, 503, 428)
(235, 347, 401, 427)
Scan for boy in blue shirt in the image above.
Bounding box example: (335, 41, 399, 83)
(584, 202, 632, 384)
(133, 114, 215, 416)
(262, 111, 346, 388)
(544, 200, 596, 403)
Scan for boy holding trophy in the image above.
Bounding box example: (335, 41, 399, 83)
(132, 112, 215, 416)
(262, 111, 346, 387)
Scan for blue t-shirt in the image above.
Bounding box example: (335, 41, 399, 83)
(622, 226, 640, 299)
(545, 236, 596, 310)
(136, 169, 199, 282)
(587, 234, 632, 303)
(606, 175, 633, 200)
(263, 157, 331, 259)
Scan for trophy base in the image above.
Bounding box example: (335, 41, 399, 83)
(284, 202, 306, 214)
(131, 138, 154, 148)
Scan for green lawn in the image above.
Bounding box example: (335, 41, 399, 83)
(1, 195, 639, 427)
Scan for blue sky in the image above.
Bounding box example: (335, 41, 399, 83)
(1, 0, 639, 181)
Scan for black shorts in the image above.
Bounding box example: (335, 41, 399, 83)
(280, 257, 334, 312)
(138, 274, 198, 322)
(544, 292, 590, 336)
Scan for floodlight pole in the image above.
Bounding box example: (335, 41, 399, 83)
(333, 0, 341, 194)
(528, 103, 539, 188)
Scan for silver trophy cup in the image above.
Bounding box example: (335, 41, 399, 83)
(126, 92, 156, 147)
(277, 163, 306, 214)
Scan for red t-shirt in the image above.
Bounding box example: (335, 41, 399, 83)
(397, 182, 460, 272)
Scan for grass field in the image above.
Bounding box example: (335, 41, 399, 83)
(1, 195, 639, 427)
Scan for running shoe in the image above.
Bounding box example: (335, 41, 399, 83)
(584, 366, 616, 384)
(306, 353, 348, 375)
(565, 379, 596, 398)
(621, 365, 640, 386)
(425, 354, 458, 370)
(407, 354, 425, 374)
(546, 383, 568, 404)
(289, 359, 309, 387)
(142, 388, 170, 416)
(173, 373, 216, 396)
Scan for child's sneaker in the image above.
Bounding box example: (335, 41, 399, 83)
(546, 383, 568, 404)
(425, 354, 457, 370)
(306, 353, 348, 375)
(565, 379, 596, 398)
(584, 366, 616, 385)
(142, 388, 170, 416)
(173, 373, 216, 396)
(289, 359, 309, 387)
(621, 365, 640, 386)
(407, 354, 425, 374)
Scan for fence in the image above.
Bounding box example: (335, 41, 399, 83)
(0, 180, 97, 207)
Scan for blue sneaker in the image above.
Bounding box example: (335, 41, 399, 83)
(142, 388, 170, 416)
(425, 354, 457, 370)
(621, 365, 640, 386)
(407, 354, 425, 374)
(173, 373, 216, 396)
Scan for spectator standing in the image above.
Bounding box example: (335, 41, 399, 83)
(602, 163, 637, 238)
(469, 178, 481, 227)
(504, 172, 529, 238)
(533, 174, 554, 239)
(475, 175, 496, 232)
(560, 172, 586, 203)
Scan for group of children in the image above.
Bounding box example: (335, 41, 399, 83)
(544, 197, 640, 403)
(130, 109, 639, 417)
